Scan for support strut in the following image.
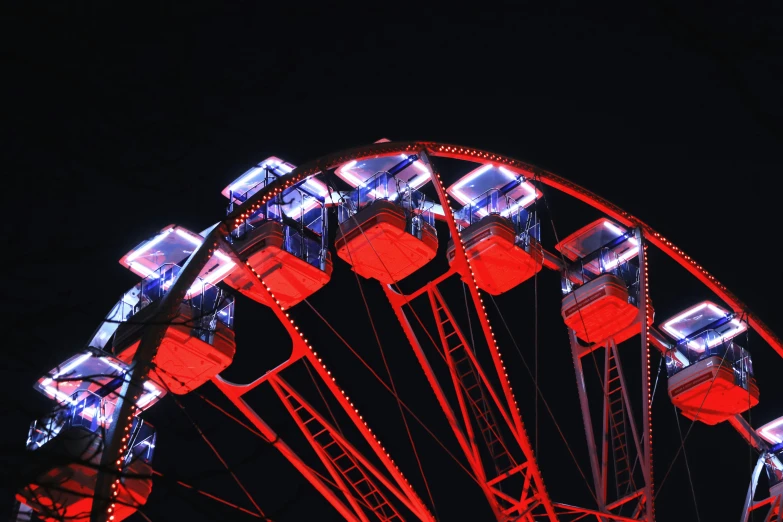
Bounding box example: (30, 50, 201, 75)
(90, 224, 229, 522)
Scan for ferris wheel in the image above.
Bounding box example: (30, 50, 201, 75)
(15, 140, 783, 522)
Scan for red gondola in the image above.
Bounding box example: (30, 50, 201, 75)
(336, 171, 438, 284)
(557, 218, 649, 344)
(18, 393, 155, 521)
(663, 301, 758, 424)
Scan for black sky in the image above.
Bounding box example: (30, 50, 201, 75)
(3, 3, 783, 521)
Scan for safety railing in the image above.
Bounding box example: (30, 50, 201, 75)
(229, 170, 329, 271)
(121, 263, 235, 330)
(454, 188, 540, 248)
(27, 389, 156, 464)
(665, 339, 754, 388)
(337, 171, 436, 238)
(561, 234, 639, 297)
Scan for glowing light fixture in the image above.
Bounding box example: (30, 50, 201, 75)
(603, 221, 639, 245)
(398, 154, 431, 177)
(40, 353, 92, 388)
(229, 166, 265, 193)
(408, 171, 432, 188)
(662, 301, 747, 351)
(127, 228, 173, 262)
(100, 357, 127, 374)
(175, 229, 202, 247)
(44, 386, 78, 405)
(759, 417, 783, 444)
(602, 246, 640, 271)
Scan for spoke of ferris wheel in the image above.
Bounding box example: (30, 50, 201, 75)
(535, 174, 653, 514)
(322, 151, 556, 519)
(149, 364, 268, 519)
(424, 150, 557, 520)
(302, 297, 490, 486)
(339, 229, 439, 517)
(489, 295, 599, 504)
(71, 141, 783, 522)
(90, 223, 228, 522)
(211, 241, 436, 521)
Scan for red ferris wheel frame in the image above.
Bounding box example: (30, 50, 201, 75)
(88, 141, 781, 522)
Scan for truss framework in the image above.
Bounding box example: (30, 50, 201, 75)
(211, 257, 435, 522)
(741, 455, 783, 522)
(86, 141, 783, 521)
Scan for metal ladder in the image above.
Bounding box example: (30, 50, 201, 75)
(433, 298, 515, 478)
(280, 391, 403, 521)
(606, 348, 635, 497)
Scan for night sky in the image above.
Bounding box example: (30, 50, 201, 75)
(4, 3, 783, 521)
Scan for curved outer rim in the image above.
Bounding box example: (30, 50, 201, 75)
(222, 140, 782, 361)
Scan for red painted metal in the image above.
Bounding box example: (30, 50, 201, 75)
(18, 431, 152, 522)
(271, 375, 412, 521)
(300, 348, 434, 521)
(211, 253, 434, 522)
(207, 140, 783, 521)
(209, 384, 361, 522)
(637, 231, 655, 522)
(562, 274, 642, 345)
(668, 359, 760, 425)
(745, 487, 782, 522)
(226, 220, 333, 309)
(383, 285, 501, 519)
(269, 377, 373, 522)
(427, 288, 483, 473)
(223, 139, 780, 357)
(92, 223, 228, 522)
(728, 415, 768, 453)
(335, 200, 437, 284)
(428, 286, 546, 516)
(607, 338, 647, 493)
(421, 150, 558, 521)
(568, 329, 604, 504)
(553, 502, 649, 522)
(445, 215, 543, 295)
(429, 287, 520, 456)
(113, 304, 235, 395)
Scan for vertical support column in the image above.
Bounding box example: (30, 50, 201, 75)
(385, 287, 502, 520)
(420, 149, 557, 522)
(610, 339, 646, 481)
(427, 289, 482, 469)
(740, 455, 766, 522)
(268, 378, 370, 522)
(600, 343, 611, 506)
(214, 387, 362, 522)
(90, 224, 227, 522)
(569, 330, 604, 509)
(219, 246, 434, 521)
(636, 227, 655, 521)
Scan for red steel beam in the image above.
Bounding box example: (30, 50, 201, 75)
(214, 139, 780, 520)
(426, 288, 483, 471)
(209, 386, 361, 522)
(554, 502, 649, 522)
(268, 377, 371, 522)
(225, 140, 779, 359)
(272, 374, 419, 519)
(427, 144, 782, 360)
(429, 286, 520, 453)
(212, 249, 434, 521)
(384, 285, 501, 520)
(420, 149, 558, 522)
